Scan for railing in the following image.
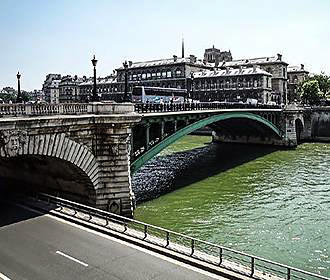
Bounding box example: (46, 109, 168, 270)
(0, 102, 134, 117)
(29, 193, 329, 280)
(134, 102, 282, 113)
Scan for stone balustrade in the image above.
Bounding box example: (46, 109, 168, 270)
(0, 102, 134, 117)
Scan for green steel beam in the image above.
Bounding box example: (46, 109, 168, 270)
(131, 112, 282, 173)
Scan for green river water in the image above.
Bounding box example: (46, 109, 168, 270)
(134, 136, 330, 276)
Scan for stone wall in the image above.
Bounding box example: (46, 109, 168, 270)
(311, 108, 330, 141)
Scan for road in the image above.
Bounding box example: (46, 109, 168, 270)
(0, 202, 225, 280)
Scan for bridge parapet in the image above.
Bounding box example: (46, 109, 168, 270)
(134, 102, 281, 113)
(0, 102, 134, 117)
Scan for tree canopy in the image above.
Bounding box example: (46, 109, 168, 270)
(298, 73, 330, 105)
(300, 80, 321, 105)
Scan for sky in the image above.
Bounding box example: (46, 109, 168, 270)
(1, 0, 330, 91)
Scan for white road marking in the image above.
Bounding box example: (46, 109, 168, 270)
(0, 272, 12, 280)
(14, 203, 225, 279)
(55, 250, 88, 267)
(49, 216, 225, 279)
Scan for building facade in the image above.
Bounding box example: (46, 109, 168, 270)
(220, 54, 288, 104)
(192, 66, 272, 103)
(287, 64, 309, 103)
(47, 45, 300, 105)
(42, 74, 61, 103)
(115, 55, 213, 94)
(79, 75, 121, 102)
(58, 75, 84, 103)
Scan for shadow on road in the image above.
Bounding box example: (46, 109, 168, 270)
(0, 179, 55, 228)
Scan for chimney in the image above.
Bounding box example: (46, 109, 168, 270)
(301, 64, 305, 70)
(239, 65, 243, 72)
(173, 55, 178, 62)
(189, 55, 196, 63)
(277, 53, 282, 61)
(128, 61, 133, 67)
(253, 65, 257, 72)
(225, 67, 230, 74)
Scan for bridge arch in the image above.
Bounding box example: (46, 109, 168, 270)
(131, 112, 282, 173)
(0, 131, 99, 203)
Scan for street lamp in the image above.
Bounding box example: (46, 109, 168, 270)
(91, 55, 99, 102)
(123, 60, 131, 102)
(16, 71, 23, 103)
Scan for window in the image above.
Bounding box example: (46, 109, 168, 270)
(147, 73, 151, 79)
(167, 71, 172, 78)
(142, 73, 146, 79)
(162, 71, 167, 78)
(157, 72, 161, 78)
(175, 69, 182, 77)
(283, 67, 286, 78)
(152, 73, 156, 78)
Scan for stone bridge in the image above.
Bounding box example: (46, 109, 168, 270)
(0, 102, 311, 217)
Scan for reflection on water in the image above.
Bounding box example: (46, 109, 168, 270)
(134, 136, 330, 276)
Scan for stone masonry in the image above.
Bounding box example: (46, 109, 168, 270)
(0, 103, 141, 217)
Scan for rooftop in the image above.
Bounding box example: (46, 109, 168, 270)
(288, 65, 308, 73)
(222, 54, 288, 67)
(116, 56, 213, 70)
(79, 76, 117, 86)
(193, 67, 272, 78)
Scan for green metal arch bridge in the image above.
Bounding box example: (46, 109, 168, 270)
(131, 111, 282, 173)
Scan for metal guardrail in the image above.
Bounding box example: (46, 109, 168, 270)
(32, 192, 329, 280)
(134, 102, 282, 113)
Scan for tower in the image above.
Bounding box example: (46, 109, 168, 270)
(182, 38, 185, 58)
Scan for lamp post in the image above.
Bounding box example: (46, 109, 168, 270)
(91, 55, 99, 102)
(16, 72, 23, 103)
(123, 60, 131, 102)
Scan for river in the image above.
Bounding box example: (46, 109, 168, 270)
(132, 136, 330, 277)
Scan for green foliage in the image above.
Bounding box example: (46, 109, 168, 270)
(300, 80, 321, 105)
(298, 73, 330, 104)
(310, 73, 330, 99)
(0, 92, 16, 103)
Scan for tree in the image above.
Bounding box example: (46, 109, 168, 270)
(300, 80, 322, 105)
(310, 73, 330, 99)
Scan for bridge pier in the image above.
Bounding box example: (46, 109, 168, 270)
(0, 103, 141, 218)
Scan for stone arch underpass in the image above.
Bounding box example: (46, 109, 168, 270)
(0, 131, 99, 204)
(131, 112, 283, 173)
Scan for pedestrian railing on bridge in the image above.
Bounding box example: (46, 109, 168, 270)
(134, 102, 282, 113)
(23, 193, 330, 280)
(0, 102, 283, 117)
(0, 102, 134, 117)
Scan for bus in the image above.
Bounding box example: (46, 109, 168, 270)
(132, 86, 187, 103)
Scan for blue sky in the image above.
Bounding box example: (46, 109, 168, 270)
(1, 0, 329, 90)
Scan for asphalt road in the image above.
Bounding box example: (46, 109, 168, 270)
(0, 202, 225, 280)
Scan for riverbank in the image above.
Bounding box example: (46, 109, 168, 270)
(132, 136, 280, 204)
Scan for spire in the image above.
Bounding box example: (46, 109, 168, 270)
(181, 37, 185, 58)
